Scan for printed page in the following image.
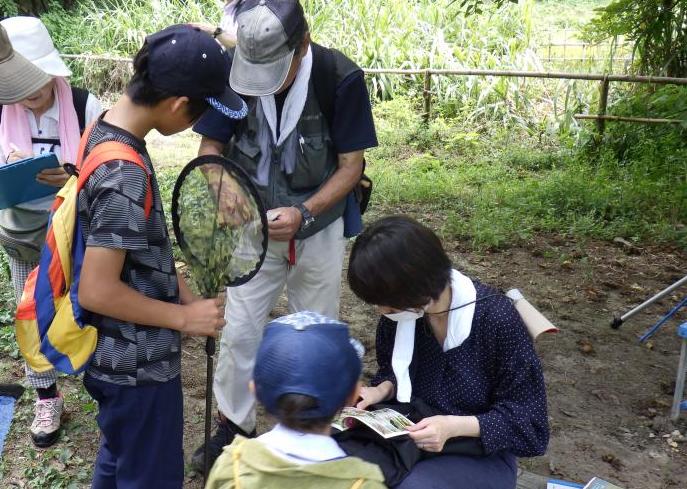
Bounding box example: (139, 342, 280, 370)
(332, 407, 414, 439)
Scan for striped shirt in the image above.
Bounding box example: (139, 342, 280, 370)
(77, 115, 180, 386)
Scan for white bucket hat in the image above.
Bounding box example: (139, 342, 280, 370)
(0, 16, 71, 77)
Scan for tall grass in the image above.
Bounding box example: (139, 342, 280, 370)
(44, 0, 601, 132)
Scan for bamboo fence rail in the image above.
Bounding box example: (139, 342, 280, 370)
(61, 54, 687, 132)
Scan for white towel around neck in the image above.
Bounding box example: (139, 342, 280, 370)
(391, 269, 477, 402)
(259, 45, 313, 147)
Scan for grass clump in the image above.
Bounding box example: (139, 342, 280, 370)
(363, 97, 686, 249)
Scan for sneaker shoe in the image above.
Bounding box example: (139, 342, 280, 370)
(30, 394, 64, 448)
(190, 414, 256, 473)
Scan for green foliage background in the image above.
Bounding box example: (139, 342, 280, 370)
(26, 0, 687, 251)
(583, 0, 687, 77)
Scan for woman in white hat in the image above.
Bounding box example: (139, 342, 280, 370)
(0, 16, 102, 450)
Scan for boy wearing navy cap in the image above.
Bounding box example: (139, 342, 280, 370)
(76, 24, 246, 488)
(206, 311, 386, 489)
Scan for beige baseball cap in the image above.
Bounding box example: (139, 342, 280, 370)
(0, 23, 51, 105)
(229, 0, 306, 96)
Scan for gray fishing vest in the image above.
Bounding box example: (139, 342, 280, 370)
(225, 51, 359, 239)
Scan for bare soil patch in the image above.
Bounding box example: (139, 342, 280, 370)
(2, 231, 686, 488)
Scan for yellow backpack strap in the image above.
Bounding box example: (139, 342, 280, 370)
(232, 439, 248, 489)
(350, 479, 365, 489)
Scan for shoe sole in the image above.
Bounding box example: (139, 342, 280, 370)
(31, 429, 60, 448)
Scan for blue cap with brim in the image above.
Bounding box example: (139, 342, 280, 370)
(145, 24, 248, 120)
(254, 312, 363, 419)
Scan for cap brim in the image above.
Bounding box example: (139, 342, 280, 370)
(0, 52, 51, 105)
(206, 84, 248, 120)
(229, 47, 295, 97)
(32, 50, 72, 78)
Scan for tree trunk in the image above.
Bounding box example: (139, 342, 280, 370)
(11, 0, 75, 15)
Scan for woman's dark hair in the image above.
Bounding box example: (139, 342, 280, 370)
(233, 0, 310, 55)
(348, 215, 452, 309)
(126, 43, 209, 121)
(275, 393, 333, 433)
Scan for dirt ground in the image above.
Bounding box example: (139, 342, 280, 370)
(2, 209, 687, 488)
(179, 222, 687, 488)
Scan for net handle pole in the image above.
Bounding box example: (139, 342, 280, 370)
(204, 337, 216, 481)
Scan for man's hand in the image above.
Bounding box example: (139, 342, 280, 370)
(356, 381, 394, 410)
(267, 206, 302, 241)
(188, 22, 237, 48)
(36, 166, 70, 187)
(180, 297, 226, 337)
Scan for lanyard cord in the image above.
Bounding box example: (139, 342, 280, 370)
(420, 293, 503, 340)
(424, 293, 502, 316)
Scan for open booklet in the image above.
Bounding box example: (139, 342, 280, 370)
(332, 407, 414, 439)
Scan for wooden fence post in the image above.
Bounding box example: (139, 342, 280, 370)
(597, 76, 610, 135)
(423, 69, 432, 124)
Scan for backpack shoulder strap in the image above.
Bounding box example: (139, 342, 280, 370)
(310, 42, 338, 130)
(70, 86, 90, 134)
(77, 142, 152, 218)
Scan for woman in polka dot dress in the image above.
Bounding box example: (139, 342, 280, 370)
(347, 215, 549, 489)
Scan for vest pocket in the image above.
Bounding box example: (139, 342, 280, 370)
(228, 138, 261, 182)
(287, 134, 332, 191)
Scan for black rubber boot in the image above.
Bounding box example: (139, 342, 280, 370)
(190, 414, 256, 473)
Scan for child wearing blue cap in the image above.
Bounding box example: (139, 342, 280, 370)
(205, 311, 386, 489)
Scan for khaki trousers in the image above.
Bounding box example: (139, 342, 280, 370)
(213, 218, 346, 432)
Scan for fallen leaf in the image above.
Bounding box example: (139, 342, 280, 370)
(602, 453, 624, 471)
(578, 339, 595, 355)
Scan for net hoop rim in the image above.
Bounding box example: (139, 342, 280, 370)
(171, 154, 269, 289)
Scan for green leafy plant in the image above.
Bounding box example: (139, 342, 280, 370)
(583, 0, 687, 77)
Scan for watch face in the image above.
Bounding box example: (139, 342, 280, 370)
(297, 204, 314, 229)
(302, 215, 315, 229)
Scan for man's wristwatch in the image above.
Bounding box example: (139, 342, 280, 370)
(294, 203, 315, 231)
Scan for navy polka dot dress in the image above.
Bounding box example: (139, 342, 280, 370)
(371, 280, 549, 458)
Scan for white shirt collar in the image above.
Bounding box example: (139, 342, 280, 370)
(257, 423, 346, 465)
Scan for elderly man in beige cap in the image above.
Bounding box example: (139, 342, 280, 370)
(0, 17, 102, 449)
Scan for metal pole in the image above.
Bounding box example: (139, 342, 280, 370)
(672, 337, 687, 421)
(597, 76, 610, 135)
(611, 275, 687, 328)
(423, 69, 432, 124)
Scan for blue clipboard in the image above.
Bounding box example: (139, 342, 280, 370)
(0, 153, 61, 210)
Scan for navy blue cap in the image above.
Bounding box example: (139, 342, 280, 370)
(254, 312, 362, 419)
(145, 24, 247, 119)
